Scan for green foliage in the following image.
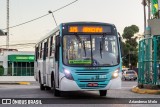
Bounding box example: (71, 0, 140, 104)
(153, 11, 159, 19)
(122, 25, 139, 40)
(0, 65, 4, 76)
(122, 25, 139, 68)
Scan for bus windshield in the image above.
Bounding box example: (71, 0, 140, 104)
(63, 35, 119, 66)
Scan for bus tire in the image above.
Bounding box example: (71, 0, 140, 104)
(46, 86, 51, 90)
(51, 73, 60, 96)
(99, 90, 107, 96)
(39, 72, 45, 90)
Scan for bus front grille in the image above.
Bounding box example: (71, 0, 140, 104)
(74, 69, 110, 89)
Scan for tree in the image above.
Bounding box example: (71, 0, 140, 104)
(122, 25, 139, 69)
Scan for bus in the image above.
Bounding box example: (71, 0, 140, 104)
(34, 22, 122, 96)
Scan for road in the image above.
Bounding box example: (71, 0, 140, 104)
(0, 81, 159, 107)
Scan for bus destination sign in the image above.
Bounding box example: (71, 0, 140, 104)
(68, 26, 112, 33)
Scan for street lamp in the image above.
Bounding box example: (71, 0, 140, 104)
(48, 10, 58, 26)
(0, 30, 6, 36)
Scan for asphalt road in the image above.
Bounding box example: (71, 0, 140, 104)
(0, 81, 159, 107)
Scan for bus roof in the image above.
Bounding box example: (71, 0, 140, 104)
(35, 22, 116, 46)
(62, 21, 115, 26)
(35, 25, 60, 46)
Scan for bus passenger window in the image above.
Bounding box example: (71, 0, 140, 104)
(40, 43, 42, 59)
(46, 39, 49, 57)
(50, 36, 53, 56)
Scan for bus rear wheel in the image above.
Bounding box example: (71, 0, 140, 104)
(99, 90, 107, 96)
(46, 86, 51, 90)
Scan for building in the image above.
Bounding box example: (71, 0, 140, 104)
(0, 51, 35, 81)
(0, 48, 18, 53)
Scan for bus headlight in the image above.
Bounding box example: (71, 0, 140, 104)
(64, 69, 74, 80)
(112, 69, 119, 79)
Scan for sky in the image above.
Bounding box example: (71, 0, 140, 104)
(0, 0, 144, 51)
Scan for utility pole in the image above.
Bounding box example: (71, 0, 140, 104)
(142, 0, 147, 32)
(6, 0, 9, 49)
(148, 0, 151, 20)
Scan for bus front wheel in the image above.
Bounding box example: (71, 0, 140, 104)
(53, 83, 60, 97)
(51, 73, 60, 96)
(99, 90, 107, 96)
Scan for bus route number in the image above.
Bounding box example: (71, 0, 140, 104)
(99, 75, 106, 79)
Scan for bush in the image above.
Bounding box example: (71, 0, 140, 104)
(0, 65, 4, 76)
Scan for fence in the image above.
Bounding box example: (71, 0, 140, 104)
(138, 36, 160, 86)
(0, 67, 34, 76)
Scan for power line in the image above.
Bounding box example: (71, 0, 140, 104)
(2, 0, 78, 30)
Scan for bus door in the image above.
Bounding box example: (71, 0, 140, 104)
(55, 35, 60, 88)
(43, 41, 47, 84)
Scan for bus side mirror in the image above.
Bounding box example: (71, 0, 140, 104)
(118, 32, 124, 57)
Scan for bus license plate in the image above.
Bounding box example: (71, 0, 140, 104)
(87, 83, 98, 87)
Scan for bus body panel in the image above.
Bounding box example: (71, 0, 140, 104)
(58, 65, 121, 91)
(34, 22, 122, 93)
(59, 72, 121, 91)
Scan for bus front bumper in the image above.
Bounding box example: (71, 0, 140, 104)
(59, 76, 121, 91)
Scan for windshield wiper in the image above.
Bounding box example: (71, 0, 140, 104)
(100, 35, 106, 58)
(83, 41, 86, 57)
(75, 34, 82, 43)
(100, 41, 102, 58)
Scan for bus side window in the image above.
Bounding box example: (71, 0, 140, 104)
(40, 43, 42, 59)
(41, 42, 44, 59)
(52, 35, 55, 54)
(37, 45, 40, 59)
(46, 39, 49, 57)
(47, 38, 50, 57)
(50, 36, 53, 56)
(35, 46, 38, 61)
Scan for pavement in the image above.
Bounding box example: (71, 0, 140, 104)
(132, 86, 160, 94)
(1, 81, 160, 95)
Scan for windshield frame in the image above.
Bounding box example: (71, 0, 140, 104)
(62, 34, 120, 67)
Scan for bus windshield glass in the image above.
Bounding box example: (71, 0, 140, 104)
(63, 35, 119, 66)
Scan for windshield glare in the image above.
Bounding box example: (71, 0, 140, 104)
(63, 35, 119, 66)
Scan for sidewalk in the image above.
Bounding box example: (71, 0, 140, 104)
(0, 76, 36, 85)
(132, 86, 160, 94)
(0, 81, 34, 85)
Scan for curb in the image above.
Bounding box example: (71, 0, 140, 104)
(132, 87, 160, 94)
(17, 82, 30, 85)
(0, 82, 30, 85)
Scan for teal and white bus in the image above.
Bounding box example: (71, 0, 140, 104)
(34, 22, 122, 96)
